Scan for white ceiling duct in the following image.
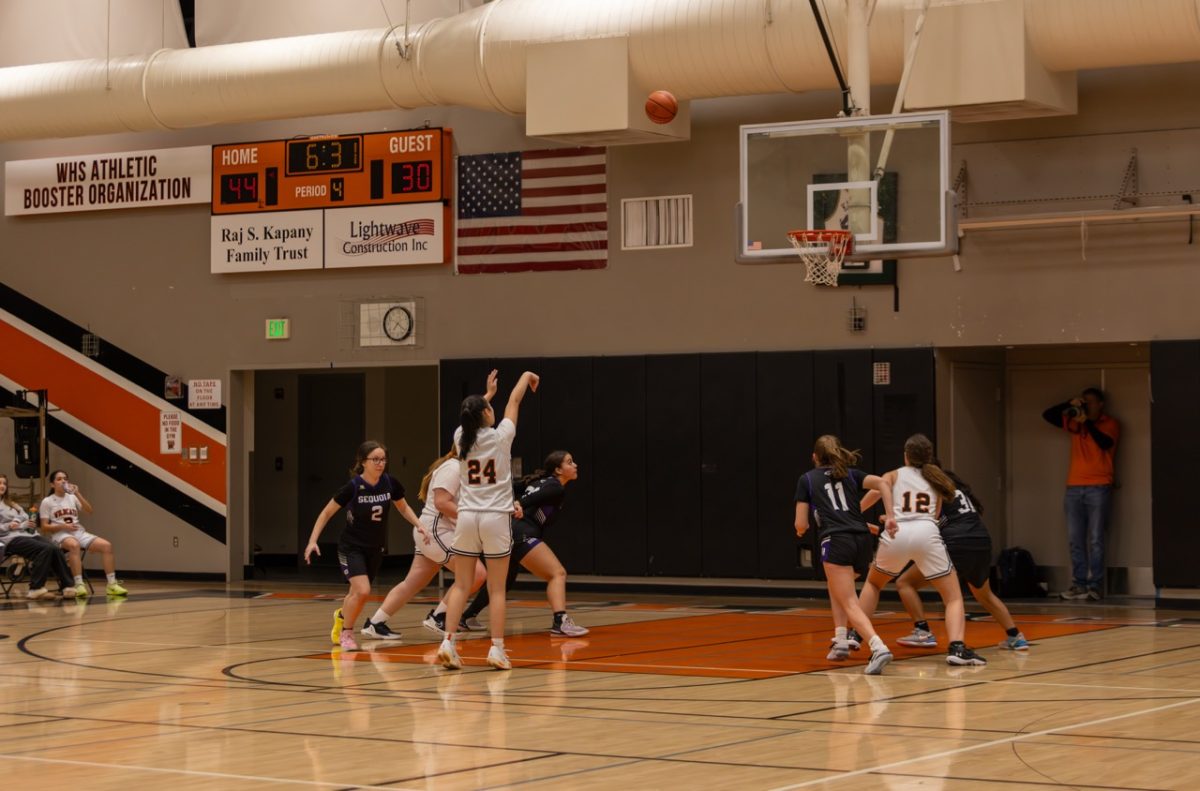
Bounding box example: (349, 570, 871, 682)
(0, 0, 1197, 142)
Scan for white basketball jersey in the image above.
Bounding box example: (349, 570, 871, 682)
(892, 465, 940, 525)
(420, 457, 460, 529)
(454, 418, 516, 513)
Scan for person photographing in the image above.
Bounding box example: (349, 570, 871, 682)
(1043, 388, 1119, 601)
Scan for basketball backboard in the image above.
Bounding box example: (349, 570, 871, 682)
(738, 110, 955, 263)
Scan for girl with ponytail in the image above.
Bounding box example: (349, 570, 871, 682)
(437, 368, 540, 672)
(858, 434, 987, 666)
(892, 464, 1029, 652)
(795, 435, 899, 675)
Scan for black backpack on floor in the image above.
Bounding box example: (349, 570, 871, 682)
(995, 546, 1044, 598)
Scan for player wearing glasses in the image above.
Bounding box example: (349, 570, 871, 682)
(304, 440, 425, 650)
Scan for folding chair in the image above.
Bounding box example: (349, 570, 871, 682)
(0, 550, 29, 598)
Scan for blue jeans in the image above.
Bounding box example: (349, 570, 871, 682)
(1064, 485, 1112, 591)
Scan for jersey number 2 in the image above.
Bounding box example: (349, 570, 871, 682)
(467, 459, 497, 485)
(370, 505, 383, 522)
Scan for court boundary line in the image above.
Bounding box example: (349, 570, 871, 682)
(0, 753, 421, 790)
(766, 695, 1200, 790)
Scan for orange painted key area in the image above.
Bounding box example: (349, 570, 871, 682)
(314, 610, 1118, 678)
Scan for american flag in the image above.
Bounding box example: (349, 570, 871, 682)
(456, 146, 607, 274)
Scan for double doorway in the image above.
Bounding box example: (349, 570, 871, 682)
(248, 365, 439, 581)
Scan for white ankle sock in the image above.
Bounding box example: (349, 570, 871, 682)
(74, 576, 84, 585)
(433, 602, 448, 616)
(492, 638, 504, 648)
(869, 635, 886, 653)
(371, 608, 391, 624)
(834, 626, 848, 641)
(106, 573, 118, 584)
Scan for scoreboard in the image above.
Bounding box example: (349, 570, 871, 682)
(211, 128, 450, 213)
(210, 128, 453, 272)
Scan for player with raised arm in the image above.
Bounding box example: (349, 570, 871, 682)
(437, 370, 539, 672)
(858, 434, 986, 666)
(304, 441, 425, 651)
(360, 374, 498, 640)
(795, 435, 897, 675)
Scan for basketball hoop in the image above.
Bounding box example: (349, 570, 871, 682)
(786, 229, 853, 287)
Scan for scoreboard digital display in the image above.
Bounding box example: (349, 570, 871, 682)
(286, 137, 362, 176)
(211, 129, 451, 214)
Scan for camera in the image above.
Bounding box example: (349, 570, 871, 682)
(1065, 405, 1086, 419)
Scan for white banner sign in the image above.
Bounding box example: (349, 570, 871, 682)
(5, 145, 211, 216)
(188, 379, 222, 409)
(210, 211, 323, 273)
(324, 204, 445, 268)
(159, 410, 182, 454)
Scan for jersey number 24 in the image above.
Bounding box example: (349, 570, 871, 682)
(467, 459, 497, 485)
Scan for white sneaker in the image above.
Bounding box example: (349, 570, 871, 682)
(864, 649, 893, 676)
(487, 644, 511, 671)
(437, 638, 462, 670)
(26, 587, 55, 600)
(551, 614, 589, 637)
(826, 641, 850, 660)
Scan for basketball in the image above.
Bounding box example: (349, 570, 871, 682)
(645, 90, 678, 124)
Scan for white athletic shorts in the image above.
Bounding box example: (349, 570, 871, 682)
(414, 512, 455, 566)
(873, 520, 954, 580)
(49, 526, 99, 550)
(451, 511, 512, 558)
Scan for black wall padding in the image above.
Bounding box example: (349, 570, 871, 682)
(438, 359, 488, 451)
(813, 350, 876, 473)
(645, 355, 702, 576)
(700, 353, 759, 577)
(1150, 341, 1200, 588)
(536, 356, 595, 574)
(756, 352, 819, 579)
(872, 348, 938, 472)
(489, 358, 544, 474)
(440, 347, 938, 582)
(593, 356, 648, 575)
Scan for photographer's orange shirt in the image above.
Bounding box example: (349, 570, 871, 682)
(1063, 414, 1120, 486)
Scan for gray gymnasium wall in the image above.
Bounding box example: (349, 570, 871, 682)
(1, 62, 1195, 577)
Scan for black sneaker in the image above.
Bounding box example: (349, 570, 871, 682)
(946, 642, 987, 666)
(422, 609, 447, 636)
(361, 620, 401, 640)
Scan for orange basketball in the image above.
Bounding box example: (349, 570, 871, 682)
(645, 90, 678, 124)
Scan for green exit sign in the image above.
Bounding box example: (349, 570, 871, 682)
(265, 318, 290, 340)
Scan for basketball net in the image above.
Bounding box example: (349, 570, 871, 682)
(786, 229, 853, 287)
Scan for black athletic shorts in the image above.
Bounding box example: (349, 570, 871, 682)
(337, 541, 384, 582)
(947, 543, 992, 589)
(820, 532, 874, 577)
(511, 521, 544, 564)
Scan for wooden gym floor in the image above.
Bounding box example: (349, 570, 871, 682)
(1, 581, 1197, 789)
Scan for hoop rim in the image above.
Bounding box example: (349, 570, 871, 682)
(785, 229, 854, 251)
